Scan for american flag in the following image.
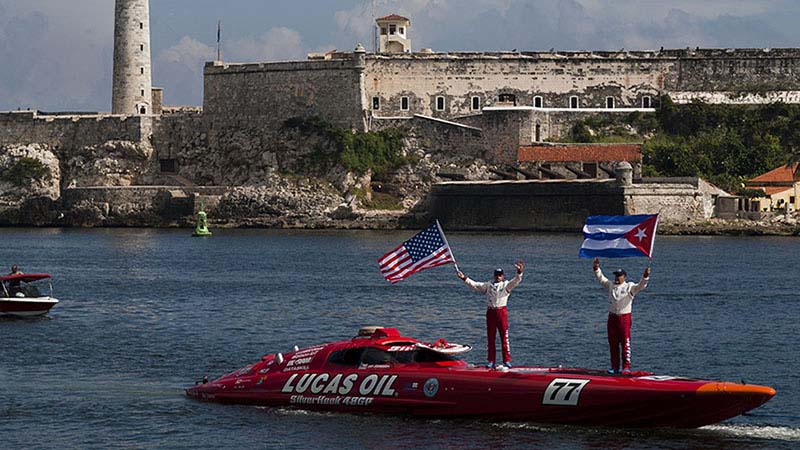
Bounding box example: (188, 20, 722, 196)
(378, 221, 455, 284)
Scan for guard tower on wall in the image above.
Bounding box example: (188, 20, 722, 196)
(112, 0, 153, 115)
(376, 14, 411, 53)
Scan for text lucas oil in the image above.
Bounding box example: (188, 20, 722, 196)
(281, 373, 398, 397)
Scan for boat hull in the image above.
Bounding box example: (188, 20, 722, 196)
(0, 297, 59, 316)
(186, 366, 775, 428)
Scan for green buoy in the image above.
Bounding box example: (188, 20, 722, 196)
(192, 210, 213, 237)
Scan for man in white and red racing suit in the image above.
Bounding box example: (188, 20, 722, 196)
(457, 261, 524, 368)
(593, 257, 650, 374)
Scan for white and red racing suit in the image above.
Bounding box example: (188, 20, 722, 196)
(462, 273, 523, 365)
(595, 268, 649, 372)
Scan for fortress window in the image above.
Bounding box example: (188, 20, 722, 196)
(436, 96, 445, 111)
(399, 27, 405, 35)
(401, 97, 409, 111)
(606, 97, 615, 109)
(642, 96, 652, 108)
(533, 96, 543, 108)
(140, 106, 147, 114)
(141, 89, 145, 97)
(160, 159, 176, 173)
(372, 97, 380, 110)
(140, 67, 145, 75)
(140, 44, 144, 51)
(471, 96, 480, 110)
(389, 24, 396, 35)
(535, 124, 541, 142)
(139, 22, 143, 29)
(570, 96, 579, 109)
(381, 27, 387, 35)
(498, 93, 516, 105)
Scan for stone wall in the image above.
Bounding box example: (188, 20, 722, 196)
(364, 53, 665, 120)
(371, 115, 483, 160)
(429, 179, 626, 230)
(665, 49, 800, 92)
(624, 178, 729, 222)
(203, 56, 367, 132)
(0, 111, 147, 148)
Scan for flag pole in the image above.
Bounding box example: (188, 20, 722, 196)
(217, 20, 222, 62)
(435, 219, 459, 272)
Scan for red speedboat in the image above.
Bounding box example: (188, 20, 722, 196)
(186, 327, 775, 428)
(1, 274, 60, 317)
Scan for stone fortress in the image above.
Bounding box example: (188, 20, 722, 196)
(2, 2, 799, 230)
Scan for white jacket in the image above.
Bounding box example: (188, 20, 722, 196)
(595, 268, 648, 315)
(463, 273, 523, 309)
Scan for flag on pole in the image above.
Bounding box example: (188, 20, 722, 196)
(378, 221, 455, 284)
(579, 214, 659, 259)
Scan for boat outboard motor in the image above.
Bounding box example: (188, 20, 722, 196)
(276, 353, 284, 365)
(292, 345, 299, 352)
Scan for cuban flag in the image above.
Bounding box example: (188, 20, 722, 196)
(579, 215, 659, 259)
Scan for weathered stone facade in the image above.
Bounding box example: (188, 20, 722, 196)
(200, 48, 800, 136)
(203, 49, 368, 132)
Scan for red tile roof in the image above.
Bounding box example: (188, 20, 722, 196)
(747, 163, 799, 184)
(518, 144, 642, 162)
(377, 14, 410, 22)
(760, 186, 793, 195)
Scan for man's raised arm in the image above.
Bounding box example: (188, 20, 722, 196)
(457, 271, 487, 293)
(593, 257, 611, 288)
(631, 267, 651, 295)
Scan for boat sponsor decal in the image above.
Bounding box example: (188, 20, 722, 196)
(387, 345, 416, 352)
(281, 373, 398, 397)
(423, 378, 439, 398)
(638, 375, 681, 381)
(542, 378, 590, 406)
(282, 345, 325, 371)
(289, 395, 375, 406)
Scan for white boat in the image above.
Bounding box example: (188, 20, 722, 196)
(1, 274, 60, 317)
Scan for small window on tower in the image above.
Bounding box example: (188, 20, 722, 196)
(372, 97, 380, 110)
(389, 24, 396, 35)
(140, 67, 145, 75)
(570, 96, 579, 109)
(139, 22, 143, 29)
(401, 97, 409, 111)
(399, 27, 405, 35)
(141, 89, 145, 97)
(642, 96, 652, 108)
(436, 96, 445, 111)
(606, 97, 615, 109)
(381, 27, 387, 35)
(471, 96, 480, 110)
(534, 96, 543, 108)
(140, 44, 144, 51)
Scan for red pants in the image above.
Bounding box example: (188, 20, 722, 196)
(486, 307, 511, 364)
(607, 313, 632, 371)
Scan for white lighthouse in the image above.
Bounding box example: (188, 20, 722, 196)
(112, 0, 153, 115)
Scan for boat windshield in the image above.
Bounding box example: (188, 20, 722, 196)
(328, 347, 461, 367)
(2, 281, 43, 298)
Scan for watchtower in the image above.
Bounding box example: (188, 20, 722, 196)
(376, 14, 411, 53)
(112, 0, 153, 115)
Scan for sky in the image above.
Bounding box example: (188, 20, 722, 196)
(2, 0, 800, 111)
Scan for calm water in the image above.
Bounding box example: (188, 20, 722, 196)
(1, 228, 798, 449)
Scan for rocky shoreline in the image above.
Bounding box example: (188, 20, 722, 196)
(3, 141, 799, 236)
